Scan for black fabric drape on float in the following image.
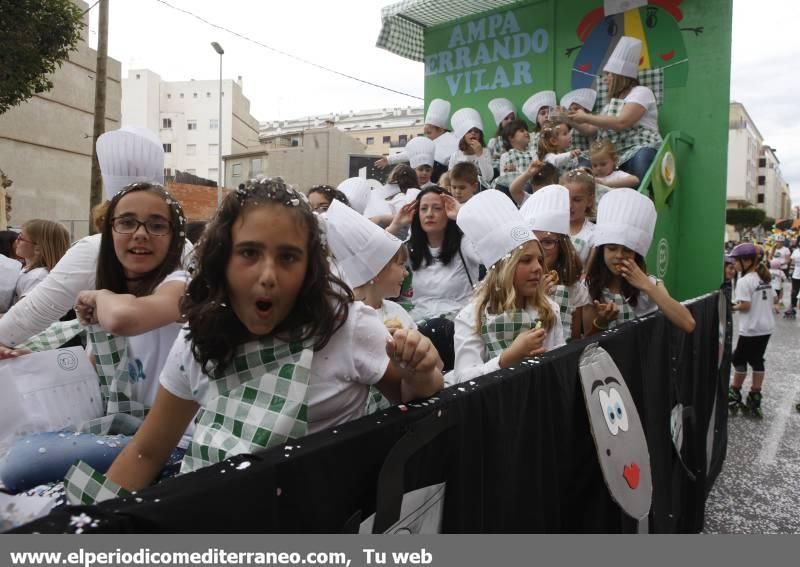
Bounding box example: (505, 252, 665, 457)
(14, 294, 728, 534)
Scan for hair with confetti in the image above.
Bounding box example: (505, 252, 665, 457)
(96, 182, 186, 297)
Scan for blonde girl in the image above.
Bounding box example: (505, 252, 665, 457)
(13, 219, 70, 303)
(453, 190, 565, 383)
(560, 169, 597, 267)
(589, 140, 640, 196)
(537, 122, 582, 173)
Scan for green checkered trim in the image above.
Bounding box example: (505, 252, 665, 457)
(376, 0, 518, 61)
(480, 308, 539, 359)
(601, 289, 635, 328)
(17, 319, 85, 352)
(86, 325, 147, 419)
(589, 68, 664, 110)
(64, 460, 130, 506)
(572, 237, 590, 262)
(598, 98, 662, 164)
(551, 284, 572, 339)
(571, 129, 593, 152)
(366, 386, 392, 414)
(181, 337, 314, 474)
(494, 148, 534, 189)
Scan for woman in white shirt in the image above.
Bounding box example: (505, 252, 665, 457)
(12, 219, 70, 304)
(567, 37, 661, 184)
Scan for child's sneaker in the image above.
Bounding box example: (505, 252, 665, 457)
(728, 387, 744, 415)
(745, 391, 763, 419)
(784, 309, 797, 319)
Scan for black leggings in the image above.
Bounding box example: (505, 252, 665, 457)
(732, 334, 771, 372)
(790, 278, 800, 310)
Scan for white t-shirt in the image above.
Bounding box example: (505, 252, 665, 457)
(452, 299, 566, 383)
(769, 269, 786, 293)
(0, 254, 22, 312)
(791, 249, 800, 280)
(409, 239, 481, 321)
(629, 277, 661, 318)
(380, 299, 417, 331)
(160, 301, 391, 435)
(734, 272, 775, 336)
(364, 184, 401, 219)
(570, 220, 596, 268)
(13, 267, 48, 303)
(448, 148, 495, 182)
(773, 246, 791, 269)
(620, 86, 659, 132)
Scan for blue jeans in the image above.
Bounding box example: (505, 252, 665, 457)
(0, 431, 185, 493)
(619, 147, 658, 186)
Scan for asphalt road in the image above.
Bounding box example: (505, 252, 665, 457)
(703, 294, 800, 534)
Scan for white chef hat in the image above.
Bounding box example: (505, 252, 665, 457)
(595, 188, 656, 257)
(337, 177, 372, 215)
(560, 88, 598, 112)
(325, 199, 402, 288)
(522, 91, 557, 124)
(519, 184, 570, 236)
(434, 132, 459, 165)
(451, 108, 484, 142)
(603, 36, 642, 79)
(425, 98, 451, 130)
(456, 189, 536, 268)
(488, 98, 516, 127)
(97, 127, 164, 200)
(405, 136, 435, 168)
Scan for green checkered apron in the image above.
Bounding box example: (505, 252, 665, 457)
(180, 337, 314, 474)
(479, 309, 541, 359)
(17, 319, 85, 352)
(77, 325, 147, 436)
(63, 460, 130, 507)
(366, 386, 392, 414)
(599, 98, 662, 165)
(551, 284, 572, 339)
(571, 129, 593, 153)
(600, 289, 635, 329)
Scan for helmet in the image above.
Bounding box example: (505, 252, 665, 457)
(724, 255, 735, 265)
(729, 243, 758, 258)
(770, 258, 782, 269)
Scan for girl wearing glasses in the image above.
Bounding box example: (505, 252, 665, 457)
(12, 220, 70, 304)
(0, 183, 188, 492)
(306, 185, 349, 214)
(520, 185, 588, 340)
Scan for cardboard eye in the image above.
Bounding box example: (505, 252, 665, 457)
(598, 389, 619, 436)
(608, 388, 629, 432)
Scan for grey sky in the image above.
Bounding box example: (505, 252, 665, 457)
(90, 0, 799, 207)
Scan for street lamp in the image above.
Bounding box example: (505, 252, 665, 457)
(211, 41, 224, 206)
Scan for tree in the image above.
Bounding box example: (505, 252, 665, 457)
(726, 208, 766, 238)
(761, 216, 775, 231)
(0, 0, 85, 115)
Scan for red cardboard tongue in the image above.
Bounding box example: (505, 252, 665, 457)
(623, 463, 640, 489)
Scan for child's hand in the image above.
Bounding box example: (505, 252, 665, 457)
(441, 193, 461, 221)
(387, 328, 442, 375)
(618, 259, 654, 292)
(467, 136, 484, 154)
(525, 160, 545, 176)
(593, 300, 620, 324)
(374, 157, 389, 169)
(567, 108, 588, 124)
(543, 271, 559, 295)
(75, 290, 103, 326)
(504, 328, 547, 364)
(0, 344, 32, 360)
(503, 162, 517, 172)
(571, 149, 582, 158)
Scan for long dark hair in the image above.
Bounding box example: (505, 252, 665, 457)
(96, 182, 185, 297)
(386, 164, 418, 193)
(181, 178, 352, 377)
(0, 231, 19, 259)
(501, 119, 529, 152)
(408, 186, 464, 270)
(738, 254, 772, 285)
(586, 244, 647, 308)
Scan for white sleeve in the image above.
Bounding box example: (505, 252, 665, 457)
(453, 303, 501, 383)
(624, 86, 656, 109)
(15, 268, 48, 299)
(387, 151, 409, 165)
(0, 235, 99, 346)
(544, 152, 573, 168)
(159, 328, 197, 401)
(477, 148, 495, 181)
(543, 300, 566, 350)
(448, 150, 461, 171)
(734, 275, 756, 303)
(350, 303, 391, 385)
(569, 281, 591, 308)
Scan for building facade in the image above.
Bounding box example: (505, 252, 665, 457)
(122, 69, 260, 185)
(758, 146, 791, 221)
(726, 102, 762, 211)
(0, 0, 121, 236)
(224, 125, 365, 191)
(260, 106, 425, 159)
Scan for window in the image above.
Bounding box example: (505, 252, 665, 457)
(759, 158, 766, 167)
(187, 120, 197, 131)
(209, 119, 219, 130)
(232, 163, 242, 177)
(758, 175, 765, 185)
(206, 92, 211, 98)
(167, 93, 171, 99)
(383, 136, 391, 144)
(162, 118, 172, 129)
(179, 93, 184, 98)
(186, 144, 196, 156)
(366, 137, 375, 145)
(418, 132, 424, 137)
(162, 143, 172, 153)
(757, 194, 765, 203)
(251, 158, 262, 175)
(136, 73, 141, 79)
(398, 134, 408, 146)
(193, 92, 198, 98)
(164, 168, 172, 177)
(208, 144, 218, 156)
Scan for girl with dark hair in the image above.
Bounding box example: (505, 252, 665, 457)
(366, 164, 419, 240)
(0, 230, 22, 312)
(306, 184, 349, 214)
(0, 183, 188, 492)
(583, 189, 694, 337)
(103, 178, 442, 491)
(448, 108, 494, 183)
(728, 243, 776, 418)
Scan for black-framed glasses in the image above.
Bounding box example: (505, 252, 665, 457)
(538, 238, 559, 250)
(112, 216, 172, 236)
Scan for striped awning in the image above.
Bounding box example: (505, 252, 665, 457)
(376, 0, 520, 62)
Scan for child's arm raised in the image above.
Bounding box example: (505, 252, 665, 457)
(74, 279, 186, 336)
(380, 328, 443, 401)
(509, 160, 543, 207)
(619, 259, 696, 333)
(105, 386, 199, 492)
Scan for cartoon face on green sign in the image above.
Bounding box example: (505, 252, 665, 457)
(569, 0, 701, 89)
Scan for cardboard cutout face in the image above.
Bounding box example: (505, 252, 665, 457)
(579, 343, 652, 520)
